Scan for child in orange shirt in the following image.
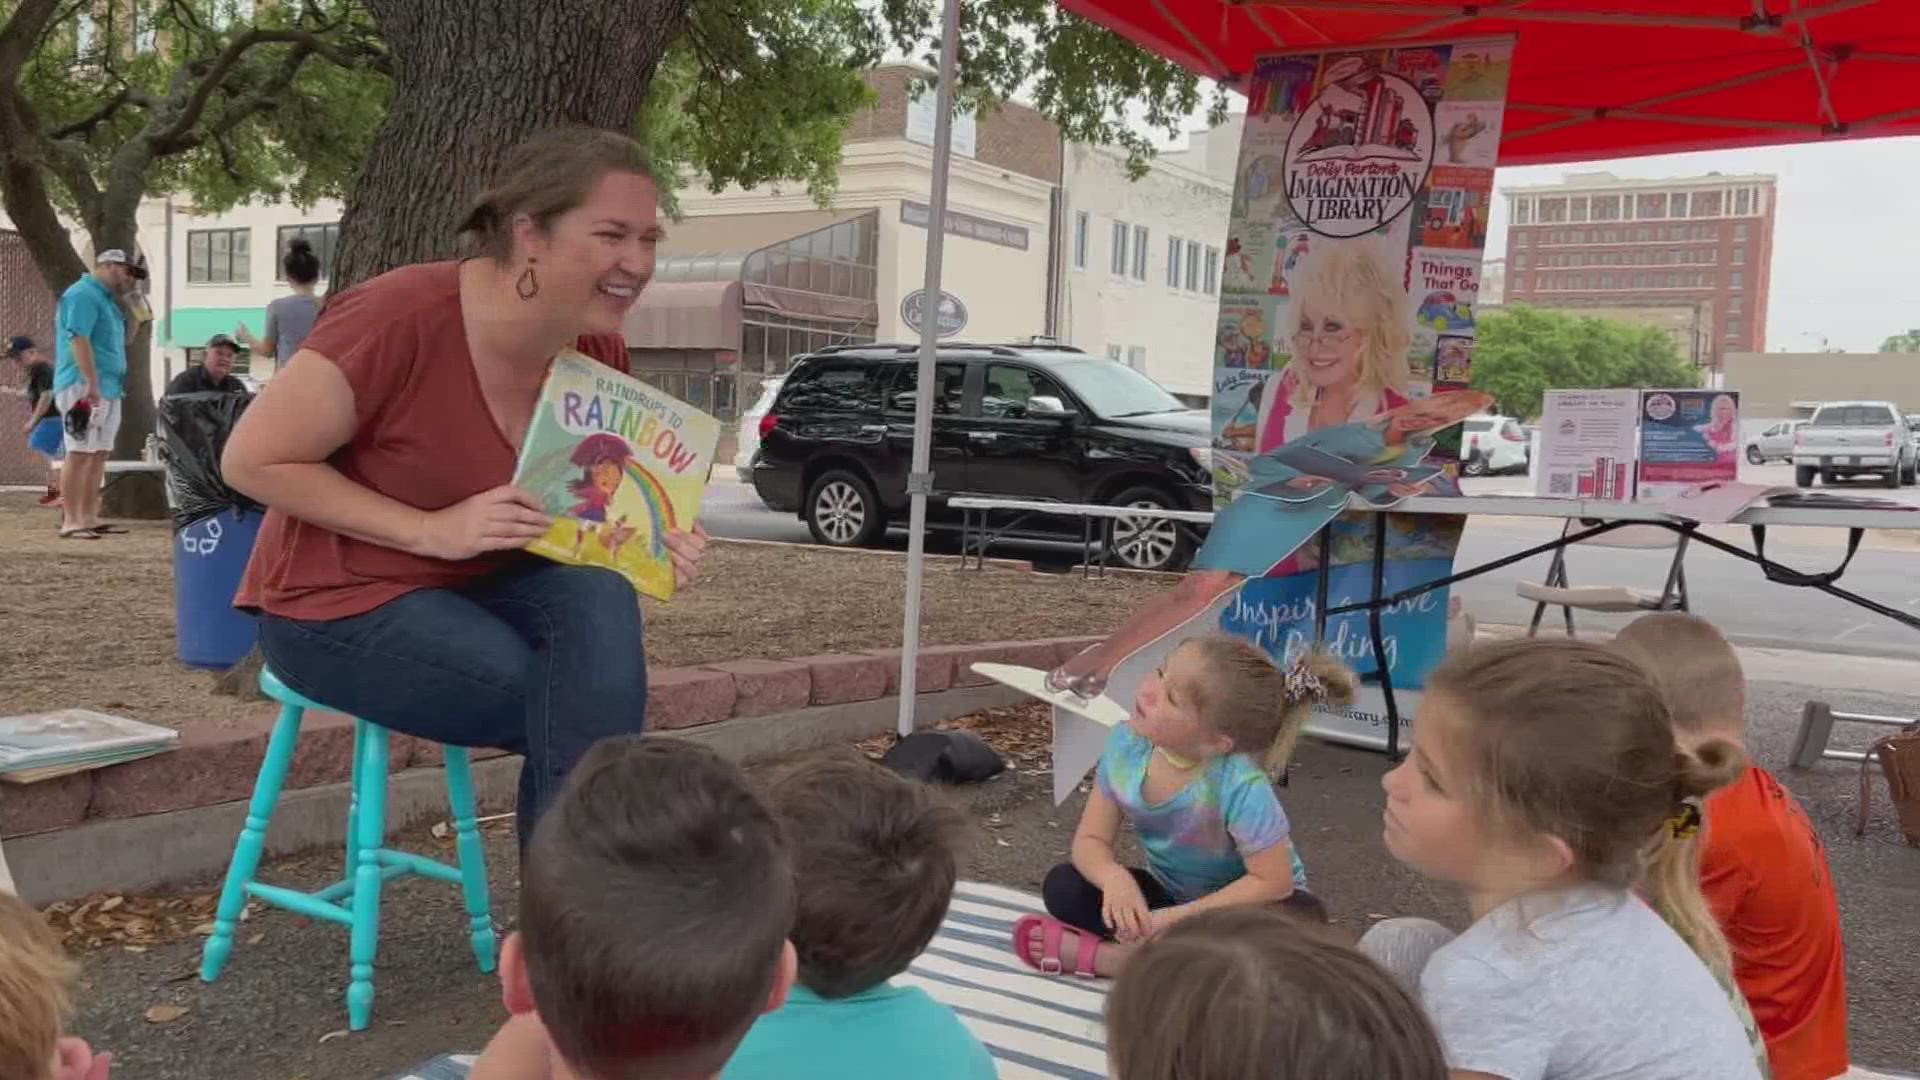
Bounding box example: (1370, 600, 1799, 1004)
(1613, 614, 1851, 1080)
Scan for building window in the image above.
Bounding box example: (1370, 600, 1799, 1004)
(1204, 247, 1219, 295)
(1514, 200, 1533, 225)
(1726, 315, 1740, 333)
(1731, 271, 1744, 289)
(1073, 211, 1089, 270)
(1734, 188, 1753, 216)
(75, 13, 97, 58)
(1110, 221, 1128, 276)
(1731, 245, 1745, 264)
(1131, 225, 1148, 281)
(1670, 192, 1689, 218)
(1570, 198, 1589, 223)
(1728, 295, 1742, 313)
(1106, 344, 1123, 362)
(1599, 273, 1612, 288)
(1184, 241, 1200, 291)
(185, 346, 252, 378)
(187, 228, 251, 284)
(1166, 237, 1182, 288)
(1514, 253, 1528, 269)
(275, 223, 339, 281)
(1126, 345, 1147, 372)
(1512, 275, 1527, 292)
(1734, 223, 1749, 240)
(1692, 190, 1722, 217)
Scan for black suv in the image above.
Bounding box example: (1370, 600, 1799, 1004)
(749, 342, 1213, 570)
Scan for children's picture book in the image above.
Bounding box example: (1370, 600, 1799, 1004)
(0, 709, 180, 783)
(511, 351, 721, 601)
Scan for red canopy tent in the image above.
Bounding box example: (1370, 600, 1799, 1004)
(888, 0, 1915, 736)
(1053, 0, 1920, 164)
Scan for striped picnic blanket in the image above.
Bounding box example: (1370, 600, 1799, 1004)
(392, 881, 1105, 1080)
(390, 885, 1916, 1080)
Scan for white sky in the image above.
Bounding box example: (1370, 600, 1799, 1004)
(1156, 93, 1920, 354)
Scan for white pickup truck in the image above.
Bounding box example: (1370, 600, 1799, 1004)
(1792, 400, 1917, 488)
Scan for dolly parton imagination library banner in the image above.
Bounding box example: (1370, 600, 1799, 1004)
(1203, 38, 1515, 748)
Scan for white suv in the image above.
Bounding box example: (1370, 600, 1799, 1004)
(734, 376, 785, 484)
(1745, 420, 1804, 464)
(1460, 415, 1530, 476)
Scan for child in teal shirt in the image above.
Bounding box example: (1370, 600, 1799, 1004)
(726, 755, 994, 1080)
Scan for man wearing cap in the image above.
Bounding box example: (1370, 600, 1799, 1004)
(166, 334, 251, 396)
(52, 248, 145, 539)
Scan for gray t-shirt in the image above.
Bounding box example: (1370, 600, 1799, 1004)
(1420, 887, 1761, 1080)
(264, 294, 320, 360)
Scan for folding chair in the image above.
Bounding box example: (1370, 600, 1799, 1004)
(1518, 521, 1692, 637)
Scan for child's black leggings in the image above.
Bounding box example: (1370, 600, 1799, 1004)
(1041, 862, 1328, 940)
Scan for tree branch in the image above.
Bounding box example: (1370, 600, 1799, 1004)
(51, 86, 135, 140)
(0, 0, 63, 83)
(148, 27, 367, 151)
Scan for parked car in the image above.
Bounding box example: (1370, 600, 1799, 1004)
(1745, 420, 1805, 464)
(1459, 414, 1530, 476)
(734, 375, 785, 483)
(1908, 415, 1920, 456)
(1792, 401, 1917, 488)
(750, 342, 1213, 570)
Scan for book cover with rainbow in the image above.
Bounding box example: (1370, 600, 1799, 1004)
(511, 351, 719, 601)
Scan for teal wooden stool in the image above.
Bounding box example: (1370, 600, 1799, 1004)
(199, 668, 498, 1031)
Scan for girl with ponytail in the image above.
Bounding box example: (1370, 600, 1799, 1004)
(1011, 635, 1352, 979)
(1363, 638, 1766, 1080)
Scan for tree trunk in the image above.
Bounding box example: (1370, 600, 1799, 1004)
(331, 0, 691, 293)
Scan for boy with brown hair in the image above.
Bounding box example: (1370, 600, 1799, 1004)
(1612, 613, 1850, 1080)
(0, 891, 112, 1080)
(723, 753, 994, 1080)
(471, 736, 797, 1080)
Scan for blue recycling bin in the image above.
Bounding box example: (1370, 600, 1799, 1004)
(173, 508, 262, 670)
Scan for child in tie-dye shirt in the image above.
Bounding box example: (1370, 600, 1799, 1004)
(1013, 636, 1354, 978)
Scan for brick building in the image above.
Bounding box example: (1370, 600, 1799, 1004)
(1501, 171, 1777, 371)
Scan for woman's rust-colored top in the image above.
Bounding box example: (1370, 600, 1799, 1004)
(235, 261, 630, 621)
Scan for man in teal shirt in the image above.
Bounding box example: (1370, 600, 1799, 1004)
(53, 248, 144, 538)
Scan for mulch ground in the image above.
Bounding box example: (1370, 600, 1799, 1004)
(0, 492, 1167, 731)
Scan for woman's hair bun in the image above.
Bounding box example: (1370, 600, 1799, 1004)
(287, 237, 313, 255)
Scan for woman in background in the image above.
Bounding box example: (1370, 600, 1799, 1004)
(237, 236, 322, 366)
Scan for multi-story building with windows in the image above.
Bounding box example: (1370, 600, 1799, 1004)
(1501, 171, 1776, 370)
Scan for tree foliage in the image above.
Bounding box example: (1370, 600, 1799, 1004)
(1469, 305, 1700, 420)
(0, 0, 388, 453)
(634, 0, 1225, 212)
(1880, 329, 1920, 353)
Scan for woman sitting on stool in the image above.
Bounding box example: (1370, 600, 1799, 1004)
(224, 127, 706, 845)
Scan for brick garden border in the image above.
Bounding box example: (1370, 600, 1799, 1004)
(0, 635, 1099, 841)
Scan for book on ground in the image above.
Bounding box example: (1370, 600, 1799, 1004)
(0, 709, 180, 784)
(511, 351, 721, 601)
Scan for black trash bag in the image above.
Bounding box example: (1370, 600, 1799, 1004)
(880, 730, 1007, 786)
(156, 391, 259, 530)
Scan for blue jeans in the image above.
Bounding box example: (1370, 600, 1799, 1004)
(258, 560, 648, 846)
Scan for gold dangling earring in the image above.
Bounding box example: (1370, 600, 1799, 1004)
(516, 257, 540, 301)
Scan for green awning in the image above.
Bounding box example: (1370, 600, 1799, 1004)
(165, 306, 266, 348)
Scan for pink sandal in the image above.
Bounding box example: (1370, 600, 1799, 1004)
(1012, 914, 1102, 978)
